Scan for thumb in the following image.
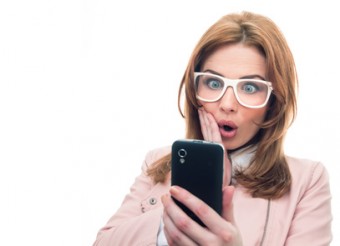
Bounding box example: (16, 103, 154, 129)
(222, 186, 236, 224)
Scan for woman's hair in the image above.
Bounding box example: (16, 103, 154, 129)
(147, 11, 298, 199)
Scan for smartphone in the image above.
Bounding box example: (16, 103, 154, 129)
(171, 139, 224, 227)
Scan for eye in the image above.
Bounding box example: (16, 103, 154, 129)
(205, 78, 223, 90)
(241, 82, 260, 94)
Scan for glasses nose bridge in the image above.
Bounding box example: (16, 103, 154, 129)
(222, 78, 238, 94)
(219, 78, 238, 102)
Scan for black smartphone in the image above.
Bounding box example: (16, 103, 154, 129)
(171, 139, 224, 227)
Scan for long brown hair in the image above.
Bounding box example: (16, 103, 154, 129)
(147, 11, 297, 199)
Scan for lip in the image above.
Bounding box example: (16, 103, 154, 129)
(218, 120, 238, 138)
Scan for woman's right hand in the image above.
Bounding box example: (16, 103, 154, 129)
(162, 185, 242, 245)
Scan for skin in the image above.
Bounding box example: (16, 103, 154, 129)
(161, 43, 269, 245)
(200, 43, 268, 151)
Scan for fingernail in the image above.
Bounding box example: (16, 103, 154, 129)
(170, 186, 180, 195)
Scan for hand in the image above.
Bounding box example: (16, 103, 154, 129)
(198, 107, 222, 143)
(161, 185, 242, 246)
(198, 108, 232, 186)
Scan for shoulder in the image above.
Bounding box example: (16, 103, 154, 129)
(144, 145, 171, 164)
(285, 155, 330, 193)
(286, 155, 328, 179)
(142, 145, 171, 170)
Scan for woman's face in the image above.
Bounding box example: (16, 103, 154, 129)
(199, 43, 268, 150)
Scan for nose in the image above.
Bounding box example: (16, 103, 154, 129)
(219, 87, 238, 112)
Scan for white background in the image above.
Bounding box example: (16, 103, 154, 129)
(0, 0, 339, 245)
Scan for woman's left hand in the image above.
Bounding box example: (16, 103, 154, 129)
(161, 185, 242, 246)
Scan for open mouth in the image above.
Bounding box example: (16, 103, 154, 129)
(218, 121, 238, 138)
(223, 125, 234, 132)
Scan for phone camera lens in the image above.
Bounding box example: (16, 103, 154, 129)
(178, 149, 187, 158)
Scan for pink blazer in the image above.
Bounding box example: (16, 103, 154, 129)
(93, 147, 332, 246)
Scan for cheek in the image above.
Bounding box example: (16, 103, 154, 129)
(245, 108, 267, 127)
(200, 101, 218, 113)
(256, 107, 268, 123)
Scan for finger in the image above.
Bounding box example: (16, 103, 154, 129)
(223, 153, 232, 186)
(168, 187, 220, 243)
(161, 194, 199, 246)
(170, 186, 239, 244)
(199, 108, 220, 142)
(204, 111, 222, 142)
(169, 186, 229, 234)
(163, 211, 196, 246)
(222, 186, 236, 224)
(198, 108, 211, 140)
(198, 108, 207, 139)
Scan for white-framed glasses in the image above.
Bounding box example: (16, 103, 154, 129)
(194, 72, 273, 108)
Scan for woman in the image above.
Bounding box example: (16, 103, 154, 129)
(93, 11, 332, 245)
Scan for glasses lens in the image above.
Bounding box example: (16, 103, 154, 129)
(195, 74, 225, 101)
(236, 80, 269, 107)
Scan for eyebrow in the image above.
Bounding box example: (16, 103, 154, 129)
(203, 69, 267, 81)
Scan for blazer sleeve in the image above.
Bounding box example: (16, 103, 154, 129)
(285, 162, 332, 245)
(93, 148, 169, 246)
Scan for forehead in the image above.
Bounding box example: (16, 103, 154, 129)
(201, 43, 267, 79)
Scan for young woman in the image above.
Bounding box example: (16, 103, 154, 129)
(93, 11, 332, 245)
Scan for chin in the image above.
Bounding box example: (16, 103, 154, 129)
(222, 141, 240, 151)
(223, 139, 251, 152)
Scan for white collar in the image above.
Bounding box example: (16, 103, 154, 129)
(230, 145, 257, 172)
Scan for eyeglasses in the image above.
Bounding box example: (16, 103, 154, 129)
(194, 72, 273, 108)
